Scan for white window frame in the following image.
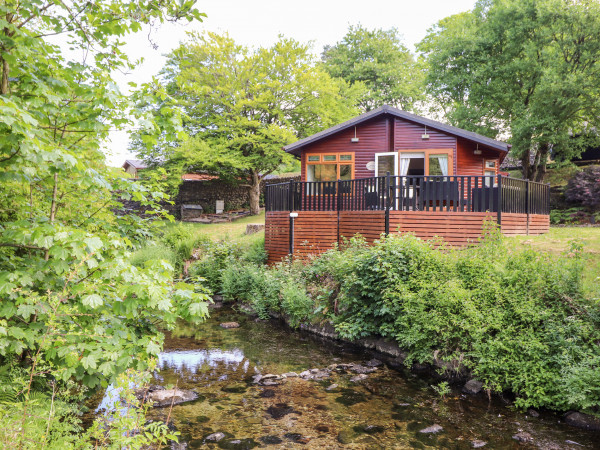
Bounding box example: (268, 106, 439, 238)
(375, 152, 398, 177)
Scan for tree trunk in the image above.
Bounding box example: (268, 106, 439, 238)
(1, 56, 9, 95)
(248, 171, 261, 215)
(534, 143, 550, 182)
(521, 148, 532, 180)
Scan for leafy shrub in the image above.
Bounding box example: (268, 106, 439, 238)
(189, 240, 242, 293)
(564, 165, 600, 209)
(218, 230, 600, 412)
(280, 281, 313, 327)
(240, 237, 268, 264)
(130, 243, 178, 270)
(221, 263, 263, 303)
(550, 207, 591, 224)
(221, 263, 281, 318)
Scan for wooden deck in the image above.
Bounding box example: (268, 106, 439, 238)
(265, 175, 550, 264)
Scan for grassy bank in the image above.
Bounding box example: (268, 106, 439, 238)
(129, 212, 266, 274)
(510, 227, 600, 298)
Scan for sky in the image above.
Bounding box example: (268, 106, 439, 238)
(104, 0, 477, 167)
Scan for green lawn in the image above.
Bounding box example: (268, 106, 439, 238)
(509, 226, 600, 298)
(164, 211, 265, 243)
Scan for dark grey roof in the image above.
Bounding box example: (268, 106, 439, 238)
(284, 105, 510, 155)
(123, 159, 148, 170)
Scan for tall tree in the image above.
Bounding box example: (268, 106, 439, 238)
(133, 32, 360, 214)
(321, 24, 424, 112)
(420, 0, 600, 181)
(0, 2, 209, 442)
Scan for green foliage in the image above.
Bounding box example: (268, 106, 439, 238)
(188, 235, 268, 294)
(208, 230, 600, 412)
(432, 381, 451, 399)
(322, 24, 424, 112)
(550, 207, 588, 224)
(130, 243, 178, 270)
(419, 0, 600, 181)
(85, 368, 179, 449)
(132, 31, 360, 214)
(0, 0, 208, 446)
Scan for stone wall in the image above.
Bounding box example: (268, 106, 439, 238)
(176, 179, 251, 214)
(117, 175, 300, 220)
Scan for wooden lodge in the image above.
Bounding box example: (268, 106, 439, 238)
(265, 106, 550, 264)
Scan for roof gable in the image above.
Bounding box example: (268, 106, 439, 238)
(123, 159, 148, 170)
(284, 105, 510, 155)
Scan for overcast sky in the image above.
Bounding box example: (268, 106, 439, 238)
(104, 0, 477, 167)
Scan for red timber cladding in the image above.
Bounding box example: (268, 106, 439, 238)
(265, 212, 290, 264)
(501, 213, 550, 236)
(339, 211, 386, 243)
(389, 211, 496, 246)
(301, 117, 389, 181)
(456, 138, 502, 176)
(393, 118, 457, 172)
(293, 212, 337, 259)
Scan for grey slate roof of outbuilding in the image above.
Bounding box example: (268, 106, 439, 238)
(123, 159, 148, 170)
(284, 105, 511, 155)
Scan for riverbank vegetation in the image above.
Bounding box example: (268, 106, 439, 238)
(192, 225, 600, 414)
(0, 1, 209, 447)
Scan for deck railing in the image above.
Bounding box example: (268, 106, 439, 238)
(265, 175, 550, 218)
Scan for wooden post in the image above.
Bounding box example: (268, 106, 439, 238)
(337, 178, 341, 246)
(525, 179, 530, 235)
(496, 175, 502, 228)
(289, 180, 294, 256)
(385, 171, 390, 236)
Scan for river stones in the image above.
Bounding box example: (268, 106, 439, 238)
(564, 412, 600, 431)
(350, 374, 368, 383)
(222, 383, 247, 394)
(259, 436, 283, 445)
(137, 386, 198, 407)
(335, 388, 367, 406)
(205, 432, 226, 442)
(299, 368, 330, 380)
(220, 322, 240, 329)
(259, 389, 276, 398)
(472, 440, 487, 448)
(512, 431, 533, 443)
(462, 379, 483, 395)
(284, 433, 310, 444)
(350, 365, 377, 374)
(325, 383, 338, 391)
(218, 438, 259, 449)
(337, 430, 355, 444)
(354, 424, 385, 434)
(266, 403, 297, 419)
(365, 358, 383, 367)
(419, 424, 443, 434)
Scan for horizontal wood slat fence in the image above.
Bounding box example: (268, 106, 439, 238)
(265, 174, 550, 264)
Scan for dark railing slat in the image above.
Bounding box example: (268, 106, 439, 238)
(264, 175, 550, 222)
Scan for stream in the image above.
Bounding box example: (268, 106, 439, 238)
(95, 307, 598, 449)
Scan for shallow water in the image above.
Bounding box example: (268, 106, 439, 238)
(104, 307, 599, 449)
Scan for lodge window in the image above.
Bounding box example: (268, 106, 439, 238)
(306, 153, 354, 183)
(398, 150, 454, 177)
(484, 160, 497, 186)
